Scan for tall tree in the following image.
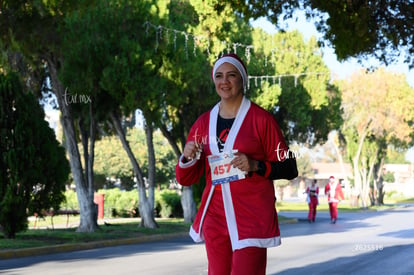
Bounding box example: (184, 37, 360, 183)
(0, 0, 102, 232)
(338, 68, 414, 206)
(59, 0, 164, 228)
(247, 28, 343, 145)
(216, 0, 414, 68)
(0, 72, 70, 238)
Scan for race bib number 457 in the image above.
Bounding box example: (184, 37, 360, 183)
(208, 150, 246, 185)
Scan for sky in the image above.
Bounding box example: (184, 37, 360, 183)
(250, 14, 414, 88)
(251, 14, 414, 163)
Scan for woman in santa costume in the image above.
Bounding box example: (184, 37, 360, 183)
(176, 53, 298, 275)
(324, 176, 344, 224)
(305, 179, 319, 223)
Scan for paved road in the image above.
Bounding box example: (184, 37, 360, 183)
(1, 205, 414, 275)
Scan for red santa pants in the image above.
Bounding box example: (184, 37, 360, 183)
(328, 202, 338, 220)
(203, 189, 267, 275)
(307, 197, 318, 221)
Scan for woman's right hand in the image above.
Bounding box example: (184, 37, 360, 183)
(183, 141, 202, 160)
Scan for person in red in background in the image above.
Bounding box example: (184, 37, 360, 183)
(305, 179, 319, 223)
(176, 53, 298, 275)
(325, 176, 344, 224)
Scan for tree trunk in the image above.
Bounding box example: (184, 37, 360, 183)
(374, 156, 386, 205)
(46, 56, 98, 232)
(360, 156, 370, 208)
(352, 151, 363, 207)
(109, 111, 158, 228)
(88, 102, 97, 213)
(181, 186, 196, 223)
(331, 132, 349, 193)
(145, 120, 156, 212)
(352, 121, 371, 208)
(77, 106, 99, 231)
(367, 153, 378, 206)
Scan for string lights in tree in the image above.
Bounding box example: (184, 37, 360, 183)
(143, 21, 329, 88)
(143, 21, 254, 60)
(248, 72, 329, 89)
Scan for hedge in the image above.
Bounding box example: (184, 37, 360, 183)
(60, 188, 183, 218)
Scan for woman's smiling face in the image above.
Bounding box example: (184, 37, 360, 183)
(213, 62, 244, 100)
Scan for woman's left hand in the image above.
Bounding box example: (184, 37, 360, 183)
(231, 152, 258, 172)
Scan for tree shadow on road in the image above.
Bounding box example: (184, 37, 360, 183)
(380, 228, 414, 239)
(271, 243, 414, 275)
(0, 236, 197, 270)
(279, 208, 410, 238)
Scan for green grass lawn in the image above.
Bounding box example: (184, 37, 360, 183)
(277, 200, 361, 212)
(1, 197, 412, 251)
(277, 197, 414, 212)
(1, 218, 190, 250)
(396, 197, 414, 203)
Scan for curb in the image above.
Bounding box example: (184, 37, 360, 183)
(0, 232, 189, 260)
(1, 219, 299, 260)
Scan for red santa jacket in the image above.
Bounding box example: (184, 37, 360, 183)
(325, 181, 344, 203)
(176, 97, 291, 251)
